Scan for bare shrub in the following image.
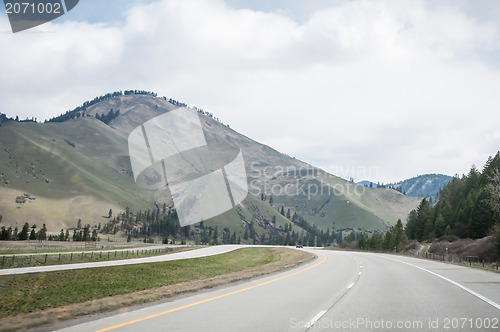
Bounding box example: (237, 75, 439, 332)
(463, 236, 497, 262)
(438, 235, 459, 243)
(405, 240, 420, 251)
(340, 240, 359, 250)
(429, 236, 498, 262)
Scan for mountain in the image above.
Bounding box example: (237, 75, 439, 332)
(391, 174, 453, 198)
(359, 174, 453, 198)
(0, 93, 421, 242)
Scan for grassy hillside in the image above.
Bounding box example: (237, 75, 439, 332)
(0, 94, 420, 238)
(0, 119, 148, 229)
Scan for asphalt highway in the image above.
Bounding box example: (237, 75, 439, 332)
(56, 248, 500, 332)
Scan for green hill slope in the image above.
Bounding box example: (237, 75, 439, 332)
(0, 93, 420, 238)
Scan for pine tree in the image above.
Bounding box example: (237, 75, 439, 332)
(394, 219, 408, 252)
(434, 214, 446, 237)
(415, 199, 431, 240)
(358, 233, 366, 250)
(213, 226, 218, 245)
(19, 222, 29, 240)
(83, 225, 90, 241)
(38, 224, 47, 241)
(91, 229, 98, 241)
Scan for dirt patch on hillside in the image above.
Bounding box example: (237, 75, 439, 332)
(1, 247, 314, 331)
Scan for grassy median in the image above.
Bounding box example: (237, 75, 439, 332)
(0, 247, 314, 331)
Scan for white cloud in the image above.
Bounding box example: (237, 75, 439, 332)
(1, 0, 499, 183)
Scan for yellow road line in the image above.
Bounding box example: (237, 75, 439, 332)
(96, 253, 327, 332)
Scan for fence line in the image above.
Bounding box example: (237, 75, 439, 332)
(406, 249, 499, 270)
(1, 246, 196, 268)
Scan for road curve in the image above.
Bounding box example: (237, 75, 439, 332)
(55, 249, 500, 332)
(0, 245, 244, 275)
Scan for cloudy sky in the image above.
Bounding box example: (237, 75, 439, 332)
(1, 0, 500, 183)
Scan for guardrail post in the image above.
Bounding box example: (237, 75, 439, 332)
(71, 253, 73, 261)
(44, 254, 47, 264)
(58, 253, 61, 262)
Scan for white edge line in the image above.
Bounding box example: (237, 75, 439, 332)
(304, 310, 327, 328)
(393, 259, 500, 311)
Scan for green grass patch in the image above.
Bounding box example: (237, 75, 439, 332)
(0, 248, 279, 318)
(0, 247, 191, 269)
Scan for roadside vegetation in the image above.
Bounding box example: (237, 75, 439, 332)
(336, 219, 409, 253)
(405, 153, 500, 262)
(340, 153, 500, 265)
(0, 247, 313, 331)
(0, 246, 192, 269)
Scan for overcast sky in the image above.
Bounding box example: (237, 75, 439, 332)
(1, 0, 500, 183)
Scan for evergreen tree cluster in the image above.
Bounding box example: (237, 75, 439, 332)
(72, 224, 98, 242)
(357, 220, 408, 252)
(0, 112, 12, 125)
(167, 98, 187, 107)
(0, 113, 37, 124)
(46, 90, 161, 123)
(0, 222, 47, 241)
(406, 152, 500, 241)
(95, 109, 120, 125)
(100, 205, 183, 241)
(291, 212, 341, 246)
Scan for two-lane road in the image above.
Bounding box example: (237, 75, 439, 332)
(56, 249, 500, 331)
